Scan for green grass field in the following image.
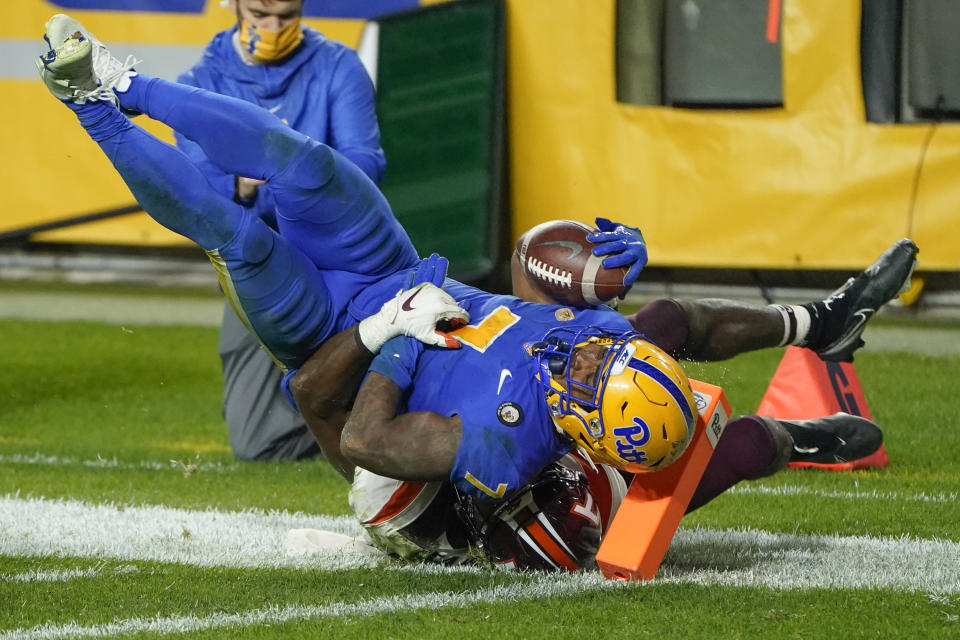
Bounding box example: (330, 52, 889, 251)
(1, 292, 959, 639)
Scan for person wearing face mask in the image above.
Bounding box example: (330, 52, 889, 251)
(176, 0, 386, 462)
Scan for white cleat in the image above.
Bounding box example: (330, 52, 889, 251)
(37, 14, 139, 104)
(37, 15, 97, 101)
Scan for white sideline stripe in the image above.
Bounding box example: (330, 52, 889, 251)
(729, 482, 958, 504)
(0, 496, 369, 571)
(2, 496, 959, 594)
(0, 453, 239, 474)
(0, 496, 478, 577)
(0, 573, 617, 640)
(662, 526, 960, 594)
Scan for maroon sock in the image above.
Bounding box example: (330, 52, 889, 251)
(686, 416, 791, 513)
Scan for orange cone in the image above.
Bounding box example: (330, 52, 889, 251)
(756, 346, 888, 470)
(596, 379, 730, 581)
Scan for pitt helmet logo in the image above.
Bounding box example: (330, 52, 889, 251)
(612, 417, 651, 464)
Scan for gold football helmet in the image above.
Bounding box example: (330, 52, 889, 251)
(534, 327, 697, 472)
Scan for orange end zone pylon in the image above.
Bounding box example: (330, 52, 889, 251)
(595, 379, 730, 581)
(756, 346, 888, 470)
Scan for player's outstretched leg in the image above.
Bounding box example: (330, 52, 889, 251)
(38, 15, 240, 250)
(770, 239, 918, 362)
(38, 16, 306, 186)
(686, 413, 883, 511)
(38, 15, 337, 370)
(41, 13, 417, 278)
(115, 71, 419, 276)
(111, 61, 418, 276)
(686, 416, 792, 513)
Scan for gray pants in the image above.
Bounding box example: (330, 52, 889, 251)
(219, 302, 321, 461)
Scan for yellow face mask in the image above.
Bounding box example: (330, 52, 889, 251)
(238, 16, 303, 63)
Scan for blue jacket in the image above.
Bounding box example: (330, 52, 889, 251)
(176, 26, 386, 225)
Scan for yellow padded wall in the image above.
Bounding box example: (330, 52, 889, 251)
(506, 0, 960, 270)
(2, 1, 365, 246)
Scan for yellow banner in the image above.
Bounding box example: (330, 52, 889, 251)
(3, 0, 367, 246)
(507, 0, 960, 270)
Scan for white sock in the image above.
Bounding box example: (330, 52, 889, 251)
(770, 304, 812, 347)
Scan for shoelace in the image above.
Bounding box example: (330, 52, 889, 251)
(77, 41, 140, 102)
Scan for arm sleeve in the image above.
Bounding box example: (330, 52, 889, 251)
(327, 50, 386, 184)
(368, 336, 424, 392)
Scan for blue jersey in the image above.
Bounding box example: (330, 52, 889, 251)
(177, 26, 385, 226)
(370, 281, 632, 499)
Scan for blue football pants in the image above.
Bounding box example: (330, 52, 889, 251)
(66, 75, 420, 370)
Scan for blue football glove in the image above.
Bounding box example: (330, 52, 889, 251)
(411, 253, 449, 288)
(587, 217, 648, 291)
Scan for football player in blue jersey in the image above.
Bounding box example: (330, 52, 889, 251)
(38, 14, 916, 539)
(289, 231, 914, 568)
(37, 14, 686, 498)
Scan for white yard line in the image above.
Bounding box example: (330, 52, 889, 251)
(2, 496, 958, 593)
(0, 496, 368, 571)
(661, 526, 960, 594)
(2, 496, 959, 638)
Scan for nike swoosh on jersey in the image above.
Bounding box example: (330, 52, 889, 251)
(536, 240, 583, 260)
(497, 368, 513, 395)
(268, 104, 283, 113)
(401, 288, 423, 311)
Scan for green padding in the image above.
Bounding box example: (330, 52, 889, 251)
(376, 0, 505, 281)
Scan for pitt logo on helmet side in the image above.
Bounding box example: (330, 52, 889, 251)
(612, 417, 651, 465)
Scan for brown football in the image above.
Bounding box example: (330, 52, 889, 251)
(516, 220, 629, 307)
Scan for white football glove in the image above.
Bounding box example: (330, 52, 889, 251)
(357, 282, 469, 353)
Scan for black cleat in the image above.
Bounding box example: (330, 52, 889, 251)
(804, 239, 918, 362)
(780, 413, 884, 470)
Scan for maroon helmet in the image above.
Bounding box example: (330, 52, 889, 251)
(458, 462, 604, 571)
